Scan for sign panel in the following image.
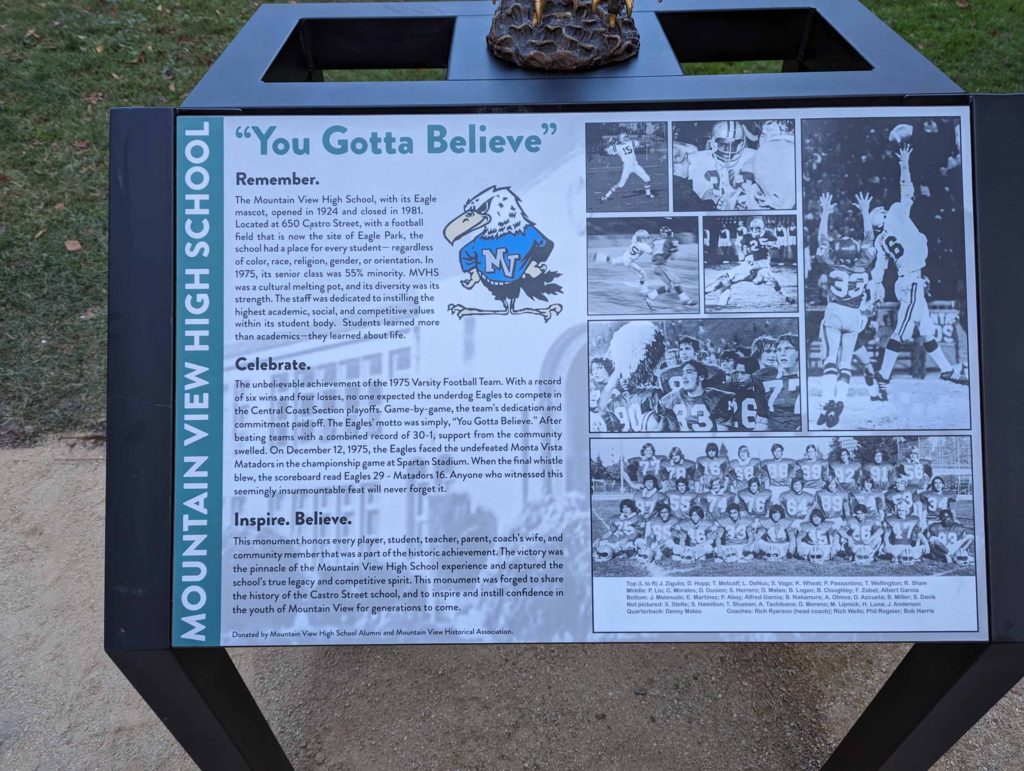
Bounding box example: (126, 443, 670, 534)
(172, 107, 985, 645)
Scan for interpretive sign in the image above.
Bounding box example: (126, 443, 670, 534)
(173, 107, 984, 646)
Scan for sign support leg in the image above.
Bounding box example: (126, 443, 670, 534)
(823, 643, 1024, 770)
(108, 648, 292, 770)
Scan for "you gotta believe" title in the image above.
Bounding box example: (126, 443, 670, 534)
(241, 123, 552, 157)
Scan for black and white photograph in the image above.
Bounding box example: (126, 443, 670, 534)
(803, 116, 972, 431)
(588, 318, 801, 434)
(703, 214, 799, 312)
(590, 435, 976, 578)
(587, 216, 699, 315)
(585, 121, 670, 212)
(672, 119, 796, 212)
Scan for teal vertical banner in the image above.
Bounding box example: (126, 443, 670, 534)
(172, 117, 224, 646)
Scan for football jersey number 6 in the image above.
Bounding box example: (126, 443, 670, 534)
(882, 235, 905, 259)
(740, 397, 759, 430)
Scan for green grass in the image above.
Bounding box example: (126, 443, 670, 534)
(0, 0, 1021, 444)
(682, 60, 784, 76)
(321, 68, 446, 82)
(680, 1, 1024, 87)
(868, 0, 1024, 93)
(0, 1, 263, 443)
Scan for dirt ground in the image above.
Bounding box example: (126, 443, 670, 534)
(2, 441, 1023, 770)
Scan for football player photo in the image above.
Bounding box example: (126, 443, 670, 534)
(586, 121, 670, 212)
(672, 118, 796, 212)
(704, 214, 799, 311)
(589, 435, 976, 578)
(587, 318, 801, 434)
(587, 216, 699, 314)
(803, 116, 972, 431)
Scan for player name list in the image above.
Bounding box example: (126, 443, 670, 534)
(593, 577, 978, 633)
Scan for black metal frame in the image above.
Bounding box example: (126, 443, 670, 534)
(107, 107, 291, 770)
(106, 3, 1024, 769)
(182, 0, 960, 109)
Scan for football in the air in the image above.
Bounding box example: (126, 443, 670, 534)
(889, 123, 914, 143)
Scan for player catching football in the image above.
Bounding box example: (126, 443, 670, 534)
(869, 143, 968, 397)
(813, 191, 878, 427)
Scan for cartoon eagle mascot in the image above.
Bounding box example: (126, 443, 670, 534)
(443, 185, 563, 322)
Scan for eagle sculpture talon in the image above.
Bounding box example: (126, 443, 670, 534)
(488, 0, 641, 71)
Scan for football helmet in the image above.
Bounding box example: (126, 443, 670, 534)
(593, 543, 614, 562)
(749, 217, 765, 237)
(659, 226, 673, 238)
(896, 549, 918, 566)
(835, 236, 860, 266)
(853, 550, 875, 564)
(640, 410, 672, 431)
(718, 545, 742, 562)
(709, 120, 747, 167)
(633, 229, 651, 243)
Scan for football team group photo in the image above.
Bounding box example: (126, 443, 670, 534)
(590, 435, 977, 579)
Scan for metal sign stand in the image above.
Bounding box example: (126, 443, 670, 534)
(105, 3, 1024, 768)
